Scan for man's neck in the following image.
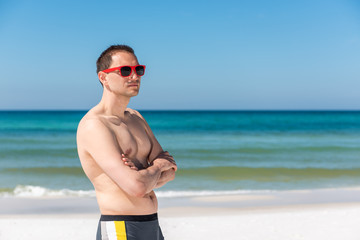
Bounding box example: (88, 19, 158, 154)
(98, 90, 131, 119)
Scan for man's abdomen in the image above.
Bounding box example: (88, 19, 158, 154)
(95, 188, 158, 215)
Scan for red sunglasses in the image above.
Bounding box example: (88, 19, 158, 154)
(102, 65, 146, 77)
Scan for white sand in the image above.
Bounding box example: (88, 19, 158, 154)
(0, 204, 359, 240)
(161, 204, 360, 240)
(1, 188, 360, 240)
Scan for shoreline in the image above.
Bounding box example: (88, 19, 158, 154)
(1, 187, 359, 215)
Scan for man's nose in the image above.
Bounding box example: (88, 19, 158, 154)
(130, 70, 140, 80)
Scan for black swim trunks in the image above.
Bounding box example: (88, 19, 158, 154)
(96, 213, 164, 240)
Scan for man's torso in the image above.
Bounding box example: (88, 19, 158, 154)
(77, 107, 158, 215)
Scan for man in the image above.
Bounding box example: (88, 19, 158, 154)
(76, 45, 177, 240)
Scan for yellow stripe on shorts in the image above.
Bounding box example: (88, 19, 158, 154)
(114, 221, 127, 240)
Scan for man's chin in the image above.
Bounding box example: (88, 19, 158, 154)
(115, 90, 139, 98)
(128, 90, 140, 97)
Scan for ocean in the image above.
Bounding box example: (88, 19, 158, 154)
(0, 110, 359, 198)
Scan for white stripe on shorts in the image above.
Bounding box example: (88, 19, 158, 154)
(105, 221, 117, 240)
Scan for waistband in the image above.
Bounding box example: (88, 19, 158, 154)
(100, 213, 158, 222)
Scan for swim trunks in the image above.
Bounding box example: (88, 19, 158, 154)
(96, 213, 164, 240)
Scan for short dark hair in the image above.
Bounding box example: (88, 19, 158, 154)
(96, 44, 135, 74)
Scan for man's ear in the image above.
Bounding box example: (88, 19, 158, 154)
(98, 71, 108, 86)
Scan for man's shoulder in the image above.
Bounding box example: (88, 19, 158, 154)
(126, 108, 145, 120)
(126, 108, 140, 115)
(77, 109, 107, 136)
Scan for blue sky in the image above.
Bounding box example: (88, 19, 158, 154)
(0, 0, 359, 110)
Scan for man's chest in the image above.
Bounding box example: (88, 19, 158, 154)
(111, 120, 152, 168)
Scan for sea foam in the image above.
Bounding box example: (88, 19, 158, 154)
(0, 185, 96, 198)
(0, 185, 271, 198)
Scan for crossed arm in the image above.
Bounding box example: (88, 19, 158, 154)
(120, 153, 176, 196)
(122, 150, 176, 189)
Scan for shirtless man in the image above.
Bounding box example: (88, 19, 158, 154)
(76, 45, 177, 240)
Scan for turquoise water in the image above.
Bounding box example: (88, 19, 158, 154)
(0, 110, 359, 197)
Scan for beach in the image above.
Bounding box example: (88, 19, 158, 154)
(1, 188, 359, 240)
(2, 0, 360, 237)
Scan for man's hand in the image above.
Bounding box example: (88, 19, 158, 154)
(152, 151, 177, 171)
(121, 154, 139, 171)
(152, 157, 177, 172)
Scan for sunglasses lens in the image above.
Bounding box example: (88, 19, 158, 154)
(135, 66, 145, 76)
(120, 66, 132, 76)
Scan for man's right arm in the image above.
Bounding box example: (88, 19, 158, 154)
(77, 119, 175, 197)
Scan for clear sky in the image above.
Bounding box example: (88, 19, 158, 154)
(0, 0, 359, 110)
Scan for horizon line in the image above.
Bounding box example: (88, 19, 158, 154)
(0, 109, 359, 112)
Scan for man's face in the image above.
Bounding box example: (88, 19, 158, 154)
(103, 51, 142, 97)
